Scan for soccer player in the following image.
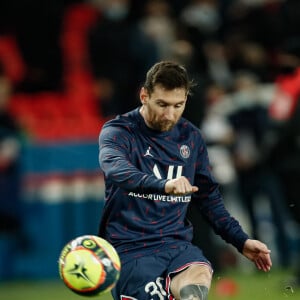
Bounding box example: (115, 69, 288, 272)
(98, 61, 272, 300)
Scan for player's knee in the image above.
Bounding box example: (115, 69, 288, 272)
(196, 266, 212, 285)
(180, 284, 209, 300)
(185, 264, 212, 286)
(170, 265, 212, 299)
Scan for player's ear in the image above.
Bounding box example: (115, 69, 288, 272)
(140, 87, 148, 104)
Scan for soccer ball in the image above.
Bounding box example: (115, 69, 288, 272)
(58, 235, 121, 296)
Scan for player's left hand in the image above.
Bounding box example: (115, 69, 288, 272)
(242, 239, 272, 272)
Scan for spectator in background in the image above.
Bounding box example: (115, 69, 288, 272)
(175, 1, 225, 76)
(0, 65, 22, 279)
(171, 38, 208, 127)
(210, 72, 292, 268)
(180, 0, 222, 44)
(189, 84, 236, 272)
(88, 0, 158, 118)
(201, 40, 233, 89)
(268, 97, 300, 285)
(200, 67, 296, 268)
(266, 61, 300, 284)
(0, 65, 22, 232)
(137, 0, 177, 61)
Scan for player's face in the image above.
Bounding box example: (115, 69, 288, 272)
(140, 85, 187, 132)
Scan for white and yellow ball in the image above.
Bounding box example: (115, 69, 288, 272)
(58, 235, 121, 296)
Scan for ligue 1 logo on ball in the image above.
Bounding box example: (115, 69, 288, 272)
(58, 235, 121, 297)
(180, 145, 190, 159)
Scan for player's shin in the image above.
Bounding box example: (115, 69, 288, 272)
(179, 284, 208, 300)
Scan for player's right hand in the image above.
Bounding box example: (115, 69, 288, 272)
(164, 176, 198, 195)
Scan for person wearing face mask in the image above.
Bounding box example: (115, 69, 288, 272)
(88, 0, 158, 118)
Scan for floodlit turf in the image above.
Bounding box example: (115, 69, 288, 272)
(210, 268, 298, 300)
(0, 269, 298, 300)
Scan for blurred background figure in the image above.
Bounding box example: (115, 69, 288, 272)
(0, 64, 22, 231)
(137, 0, 177, 60)
(180, 0, 222, 44)
(88, 0, 158, 118)
(225, 72, 291, 268)
(0, 64, 22, 279)
(267, 66, 300, 286)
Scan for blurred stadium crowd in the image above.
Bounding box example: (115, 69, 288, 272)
(0, 0, 300, 284)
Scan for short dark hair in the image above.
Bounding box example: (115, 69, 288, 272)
(143, 61, 194, 96)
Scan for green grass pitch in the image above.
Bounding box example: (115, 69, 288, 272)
(0, 269, 298, 300)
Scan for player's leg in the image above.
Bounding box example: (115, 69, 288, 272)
(170, 264, 212, 300)
(165, 243, 213, 300)
(111, 255, 168, 300)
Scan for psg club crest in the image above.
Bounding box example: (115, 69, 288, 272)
(180, 145, 190, 159)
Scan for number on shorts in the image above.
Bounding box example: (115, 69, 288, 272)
(145, 277, 167, 300)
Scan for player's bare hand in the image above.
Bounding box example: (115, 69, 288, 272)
(165, 176, 198, 195)
(242, 239, 272, 272)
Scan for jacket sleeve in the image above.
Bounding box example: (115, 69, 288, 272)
(192, 138, 249, 253)
(99, 123, 167, 193)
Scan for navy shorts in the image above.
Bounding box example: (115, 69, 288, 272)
(111, 242, 212, 300)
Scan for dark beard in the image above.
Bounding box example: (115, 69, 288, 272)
(152, 120, 175, 132)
